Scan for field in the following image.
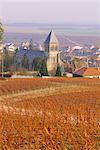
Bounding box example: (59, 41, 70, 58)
(0, 77, 100, 150)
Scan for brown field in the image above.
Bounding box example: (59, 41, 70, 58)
(0, 77, 100, 150)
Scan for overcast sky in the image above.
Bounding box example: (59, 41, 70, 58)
(0, 0, 100, 25)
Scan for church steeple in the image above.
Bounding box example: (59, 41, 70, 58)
(44, 30, 59, 52)
(44, 30, 58, 45)
(44, 30, 60, 74)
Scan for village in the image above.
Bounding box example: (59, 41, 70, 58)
(0, 0, 100, 148)
(0, 30, 100, 78)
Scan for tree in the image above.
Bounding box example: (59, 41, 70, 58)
(21, 54, 29, 70)
(72, 57, 87, 70)
(0, 21, 4, 77)
(3, 49, 14, 72)
(55, 65, 62, 76)
(32, 57, 43, 71)
(15, 48, 19, 54)
(0, 21, 4, 42)
(29, 39, 34, 50)
(39, 59, 48, 76)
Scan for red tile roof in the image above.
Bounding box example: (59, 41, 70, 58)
(74, 67, 100, 76)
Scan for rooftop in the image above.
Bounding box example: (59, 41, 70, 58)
(44, 30, 58, 44)
(15, 48, 46, 63)
(74, 67, 100, 76)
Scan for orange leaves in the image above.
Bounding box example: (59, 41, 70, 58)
(0, 78, 55, 96)
(0, 78, 99, 149)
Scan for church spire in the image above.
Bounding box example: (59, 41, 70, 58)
(44, 30, 58, 44)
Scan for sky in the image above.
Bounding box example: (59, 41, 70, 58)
(0, 0, 100, 25)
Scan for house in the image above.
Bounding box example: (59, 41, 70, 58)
(73, 67, 100, 78)
(4, 43, 17, 52)
(7, 44, 16, 52)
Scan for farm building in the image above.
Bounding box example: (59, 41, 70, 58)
(73, 67, 100, 78)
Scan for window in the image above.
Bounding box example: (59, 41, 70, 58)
(51, 46, 54, 51)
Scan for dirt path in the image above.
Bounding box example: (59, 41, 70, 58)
(0, 84, 99, 116)
(0, 85, 74, 103)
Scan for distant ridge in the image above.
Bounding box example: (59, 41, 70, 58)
(4, 23, 100, 28)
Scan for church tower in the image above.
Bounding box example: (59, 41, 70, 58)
(44, 30, 60, 74)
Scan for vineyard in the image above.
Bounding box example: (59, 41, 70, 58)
(0, 78, 100, 149)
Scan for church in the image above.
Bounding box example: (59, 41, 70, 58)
(15, 30, 61, 74)
(44, 30, 61, 73)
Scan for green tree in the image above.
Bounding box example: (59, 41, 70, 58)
(21, 54, 29, 70)
(3, 50, 14, 72)
(55, 65, 62, 76)
(32, 57, 43, 71)
(0, 21, 4, 42)
(39, 59, 48, 76)
(15, 48, 19, 54)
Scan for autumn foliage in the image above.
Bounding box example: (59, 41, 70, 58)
(0, 78, 99, 149)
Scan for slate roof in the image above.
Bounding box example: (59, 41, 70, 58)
(15, 48, 47, 63)
(74, 67, 100, 76)
(44, 30, 58, 44)
(26, 50, 46, 58)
